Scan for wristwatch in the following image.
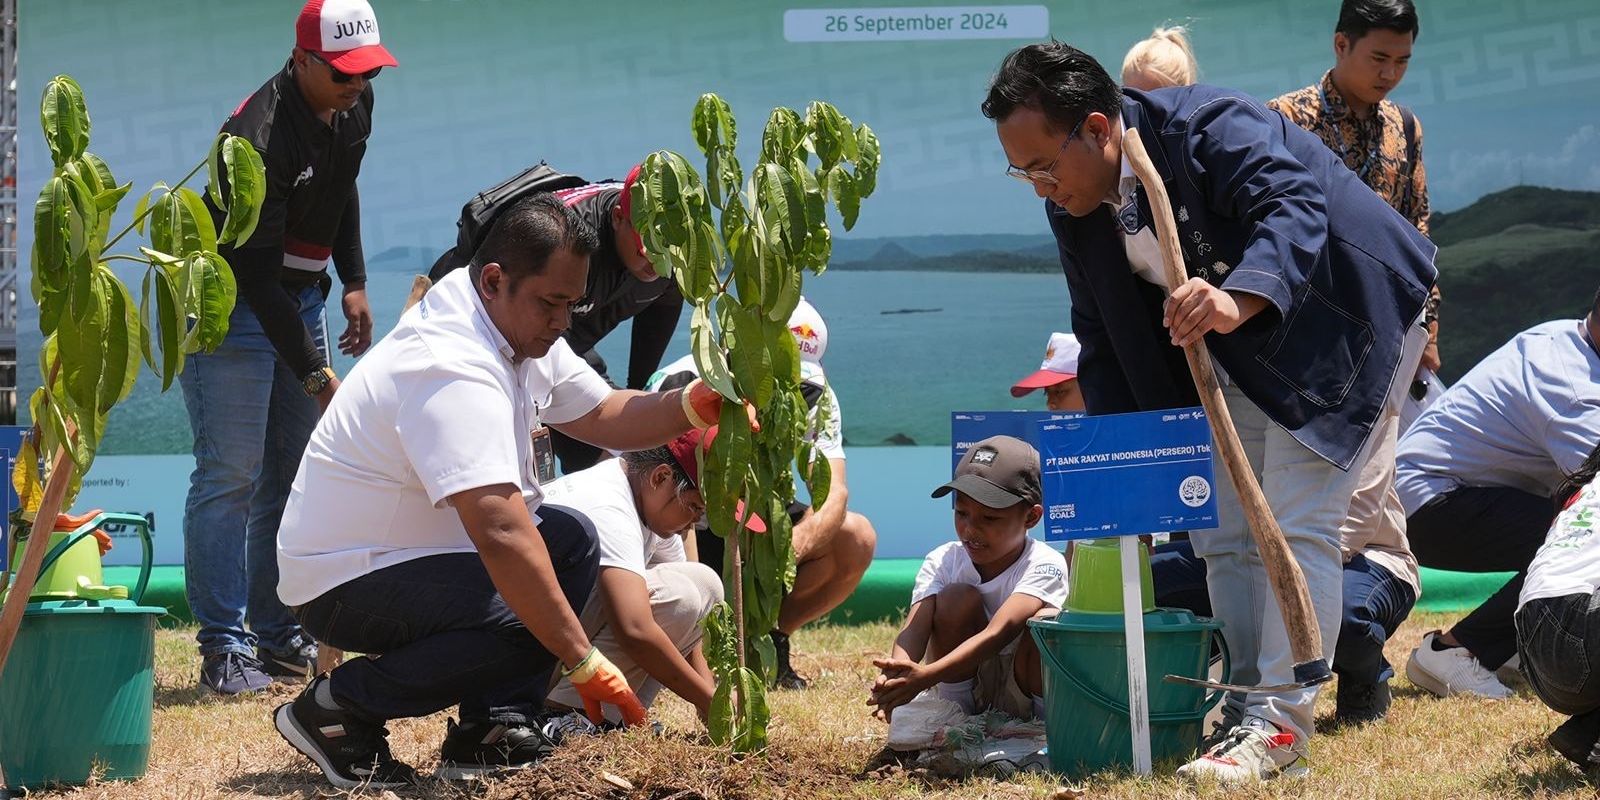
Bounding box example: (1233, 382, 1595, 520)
(301, 367, 337, 397)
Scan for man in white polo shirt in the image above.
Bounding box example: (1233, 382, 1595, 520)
(270, 194, 738, 789)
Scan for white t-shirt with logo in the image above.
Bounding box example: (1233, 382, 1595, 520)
(1520, 480, 1600, 610)
(541, 459, 686, 578)
(646, 354, 845, 461)
(277, 269, 612, 606)
(911, 538, 1068, 651)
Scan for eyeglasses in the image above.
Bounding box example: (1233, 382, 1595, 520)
(307, 50, 382, 84)
(674, 484, 707, 519)
(1005, 117, 1085, 187)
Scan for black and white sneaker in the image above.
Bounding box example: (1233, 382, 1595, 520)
(273, 677, 418, 790)
(437, 718, 555, 780)
(259, 634, 318, 682)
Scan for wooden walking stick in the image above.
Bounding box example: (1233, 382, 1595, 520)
(312, 274, 434, 678)
(1121, 128, 1333, 693)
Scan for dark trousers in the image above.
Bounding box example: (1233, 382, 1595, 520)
(293, 506, 598, 726)
(1518, 592, 1600, 717)
(1151, 540, 1417, 683)
(1408, 486, 1555, 669)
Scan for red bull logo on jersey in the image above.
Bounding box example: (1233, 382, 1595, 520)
(791, 323, 821, 360)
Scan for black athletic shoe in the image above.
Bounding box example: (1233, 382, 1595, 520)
(199, 651, 273, 696)
(437, 718, 555, 781)
(1333, 678, 1391, 726)
(273, 677, 418, 790)
(258, 634, 318, 682)
(771, 630, 810, 690)
(1549, 708, 1600, 769)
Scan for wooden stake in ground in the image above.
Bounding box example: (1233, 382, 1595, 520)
(1121, 128, 1333, 692)
(0, 443, 76, 680)
(313, 273, 435, 678)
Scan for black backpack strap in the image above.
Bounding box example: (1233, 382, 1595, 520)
(1399, 105, 1418, 167)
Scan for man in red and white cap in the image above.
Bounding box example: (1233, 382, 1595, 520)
(1010, 331, 1086, 412)
(182, 0, 397, 697)
(430, 163, 684, 473)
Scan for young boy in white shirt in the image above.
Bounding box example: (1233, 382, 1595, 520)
(870, 435, 1067, 721)
(542, 428, 741, 726)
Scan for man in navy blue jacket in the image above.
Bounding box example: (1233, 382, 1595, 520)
(985, 43, 1434, 783)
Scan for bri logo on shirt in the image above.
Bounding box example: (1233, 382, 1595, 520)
(1032, 564, 1065, 581)
(293, 165, 315, 187)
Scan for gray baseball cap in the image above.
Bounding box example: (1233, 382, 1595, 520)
(932, 435, 1042, 508)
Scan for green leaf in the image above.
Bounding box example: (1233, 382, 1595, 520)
(831, 168, 861, 231)
(733, 667, 769, 752)
(769, 313, 801, 384)
(805, 102, 842, 170)
(692, 93, 737, 155)
(95, 266, 140, 411)
(33, 177, 72, 294)
(854, 124, 881, 197)
(760, 107, 804, 163)
(730, 225, 764, 308)
(807, 434, 833, 510)
(725, 304, 774, 410)
(754, 164, 798, 258)
(152, 264, 184, 391)
(177, 188, 219, 257)
(41, 75, 89, 168)
(206, 133, 227, 210)
(690, 300, 739, 401)
(708, 673, 736, 745)
(219, 136, 266, 245)
(57, 278, 106, 421)
(183, 252, 237, 353)
(138, 271, 157, 371)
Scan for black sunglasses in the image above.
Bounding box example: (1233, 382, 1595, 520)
(307, 50, 381, 84)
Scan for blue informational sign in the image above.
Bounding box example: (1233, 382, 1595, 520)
(0, 426, 29, 572)
(951, 411, 1082, 473)
(1034, 407, 1218, 541)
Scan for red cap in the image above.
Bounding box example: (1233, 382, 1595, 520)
(296, 0, 399, 75)
(665, 427, 767, 533)
(617, 163, 646, 258)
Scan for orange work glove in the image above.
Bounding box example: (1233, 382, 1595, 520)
(682, 378, 760, 432)
(564, 647, 648, 726)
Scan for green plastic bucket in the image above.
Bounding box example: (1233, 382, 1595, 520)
(1029, 608, 1228, 778)
(1, 513, 161, 791)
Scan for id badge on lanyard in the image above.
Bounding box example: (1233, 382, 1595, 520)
(530, 417, 556, 484)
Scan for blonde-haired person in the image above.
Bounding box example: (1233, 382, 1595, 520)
(1120, 25, 1198, 90)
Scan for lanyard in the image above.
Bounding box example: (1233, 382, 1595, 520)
(1318, 83, 1380, 182)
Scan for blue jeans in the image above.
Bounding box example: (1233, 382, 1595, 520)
(180, 284, 325, 657)
(1151, 540, 1417, 683)
(292, 506, 599, 725)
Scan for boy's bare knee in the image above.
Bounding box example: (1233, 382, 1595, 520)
(933, 582, 984, 624)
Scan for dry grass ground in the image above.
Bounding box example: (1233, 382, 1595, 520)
(18, 612, 1598, 799)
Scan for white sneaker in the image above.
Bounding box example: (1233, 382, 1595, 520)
(1176, 717, 1309, 785)
(1405, 631, 1513, 699)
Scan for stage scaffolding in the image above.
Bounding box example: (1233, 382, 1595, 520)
(1, 0, 15, 424)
